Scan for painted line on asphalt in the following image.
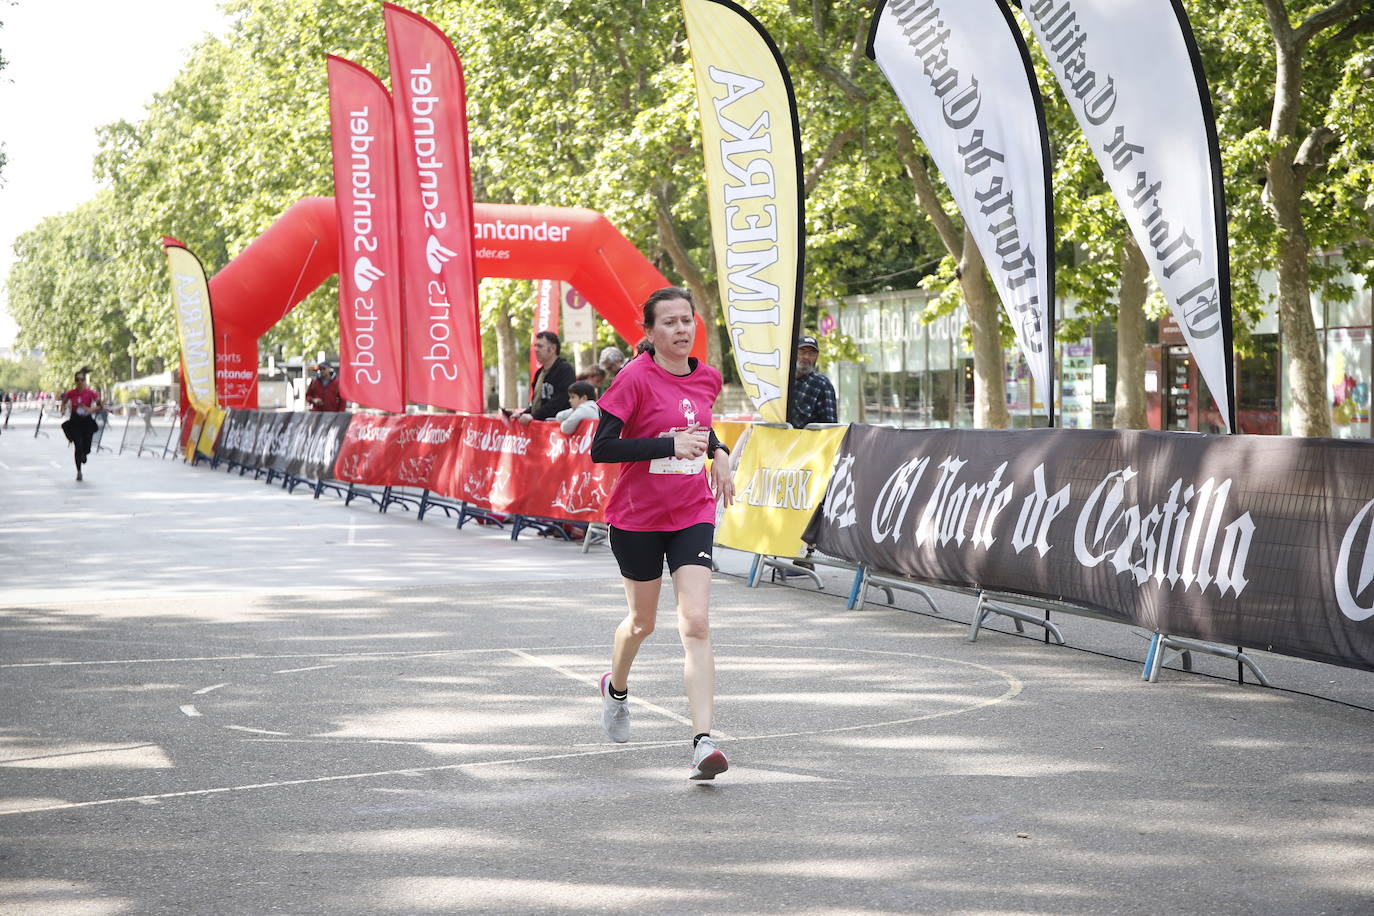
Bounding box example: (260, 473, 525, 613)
(224, 725, 291, 736)
(1, 644, 1024, 817)
(0, 645, 606, 669)
(504, 648, 723, 736)
(193, 683, 229, 696)
(0, 741, 687, 815)
(178, 705, 202, 717)
(273, 665, 336, 674)
(0, 743, 159, 766)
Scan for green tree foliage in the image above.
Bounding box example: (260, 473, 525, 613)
(0, 355, 43, 392)
(1197, 0, 1374, 435)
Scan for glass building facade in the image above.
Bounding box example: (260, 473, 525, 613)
(822, 261, 1372, 436)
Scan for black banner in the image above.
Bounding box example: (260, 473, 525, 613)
(806, 426, 1374, 673)
(262, 412, 298, 473)
(289, 412, 351, 479)
(216, 409, 256, 466)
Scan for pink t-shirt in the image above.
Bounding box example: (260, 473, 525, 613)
(62, 388, 100, 415)
(597, 353, 722, 532)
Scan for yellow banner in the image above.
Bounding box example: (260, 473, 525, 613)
(197, 406, 227, 459)
(164, 242, 218, 414)
(717, 424, 847, 557)
(682, 0, 802, 424)
(183, 410, 205, 462)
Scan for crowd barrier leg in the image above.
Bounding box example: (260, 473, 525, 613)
(750, 555, 823, 588)
(580, 522, 608, 553)
(117, 414, 134, 455)
(1141, 634, 1272, 686)
(968, 592, 1066, 645)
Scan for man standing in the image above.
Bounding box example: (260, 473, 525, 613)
(788, 335, 837, 428)
(514, 330, 576, 426)
(305, 361, 345, 412)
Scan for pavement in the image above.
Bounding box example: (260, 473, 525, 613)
(2, 411, 1373, 915)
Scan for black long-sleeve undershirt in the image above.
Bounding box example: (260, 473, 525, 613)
(590, 408, 727, 464)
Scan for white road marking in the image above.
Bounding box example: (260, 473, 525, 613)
(273, 664, 335, 674)
(193, 683, 229, 696)
(0, 460, 10, 470)
(4, 644, 1025, 817)
(506, 648, 736, 739)
(224, 725, 291, 736)
(0, 645, 602, 670)
(0, 741, 685, 815)
(347, 515, 357, 545)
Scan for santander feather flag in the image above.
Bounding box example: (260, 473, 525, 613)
(384, 3, 483, 412)
(327, 56, 405, 413)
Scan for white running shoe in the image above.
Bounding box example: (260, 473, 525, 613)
(689, 735, 728, 780)
(599, 672, 630, 743)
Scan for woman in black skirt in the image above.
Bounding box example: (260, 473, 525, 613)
(59, 368, 103, 481)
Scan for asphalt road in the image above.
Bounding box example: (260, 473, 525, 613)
(2, 418, 1373, 914)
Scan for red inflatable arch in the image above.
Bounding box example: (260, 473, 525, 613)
(205, 196, 704, 408)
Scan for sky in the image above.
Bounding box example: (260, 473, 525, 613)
(0, 0, 231, 349)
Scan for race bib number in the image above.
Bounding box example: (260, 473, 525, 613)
(649, 431, 705, 475)
(650, 453, 705, 475)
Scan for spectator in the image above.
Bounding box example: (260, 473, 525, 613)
(580, 365, 608, 393)
(305, 361, 345, 412)
(788, 335, 837, 428)
(556, 380, 601, 434)
(513, 330, 575, 426)
(599, 346, 626, 378)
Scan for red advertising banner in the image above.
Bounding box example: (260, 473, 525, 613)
(333, 414, 464, 492)
(452, 415, 617, 521)
(332, 413, 612, 521)
(384, 3, 483, 412)
(327, 56, 405, 413)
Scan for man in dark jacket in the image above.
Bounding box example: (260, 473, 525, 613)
(514, 331, 575, 426)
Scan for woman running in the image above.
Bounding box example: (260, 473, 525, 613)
(591, 287, 736, 780)
(59, 368, 103, 482)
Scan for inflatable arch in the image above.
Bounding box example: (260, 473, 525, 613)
(206, 196, 704, 408)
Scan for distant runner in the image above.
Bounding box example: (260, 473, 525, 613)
(590, 287, 736, 780)
(59, 368, 103, 482)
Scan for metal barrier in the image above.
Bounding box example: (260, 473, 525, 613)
(747, 554, 1272, 688)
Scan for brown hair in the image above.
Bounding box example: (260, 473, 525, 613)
(640, 286, 694, 329)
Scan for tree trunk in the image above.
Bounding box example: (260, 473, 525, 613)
(1114, 235, 1149, 429)
(959, 237, 1010, 429)
(1275, 223, 1329, 436)
(1260, 1, 1336, 436)
(495, 299, 521, 409)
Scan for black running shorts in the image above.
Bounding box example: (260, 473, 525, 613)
(608, 523, 715, 582)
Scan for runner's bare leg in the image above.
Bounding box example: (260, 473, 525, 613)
(672, 564, 714, 735)
(611, 577, 661, 692)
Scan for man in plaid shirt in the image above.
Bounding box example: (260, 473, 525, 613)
(788, 335, 837, 428)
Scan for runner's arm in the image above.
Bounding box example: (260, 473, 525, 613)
(589, 409, 674, 463)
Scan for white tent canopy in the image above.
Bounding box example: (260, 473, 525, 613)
(113, 371, 175, 390)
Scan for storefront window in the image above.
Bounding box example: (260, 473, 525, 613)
(1236, 335, 1279, 435)
(1327, 327, 1371, 438)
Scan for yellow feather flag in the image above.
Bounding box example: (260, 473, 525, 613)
(163, 238, 218, 414)
(681, 0, 804, 424)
